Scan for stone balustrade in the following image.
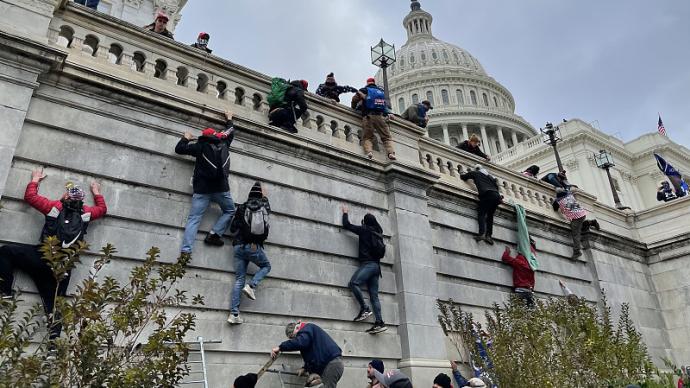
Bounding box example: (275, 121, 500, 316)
(492, 134, 544, 164)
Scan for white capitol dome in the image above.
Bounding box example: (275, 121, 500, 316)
(378, 0, 536, 155)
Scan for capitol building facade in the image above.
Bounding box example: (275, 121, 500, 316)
(379, 0, 536, 156)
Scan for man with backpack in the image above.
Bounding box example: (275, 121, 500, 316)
(0, 168, 107, 338)
(227, 182, 271, 324)
(268, 78, 309, 134)
(356, 78, 396, 160)
(316, 73, 357, 103)
(175, 110, 236, 257)
(401, 100, 433, 128)
(341, 205, 387, 334)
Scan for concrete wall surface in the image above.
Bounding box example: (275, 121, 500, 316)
(0, 2, 689, 387)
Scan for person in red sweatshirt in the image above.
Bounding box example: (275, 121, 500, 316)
(502, 240, 536, 306)
(0, 168, 107, 338)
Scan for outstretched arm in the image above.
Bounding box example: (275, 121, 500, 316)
(24, 169, 60, 215)
(85, 181, 107, 220)
(341, 205, 364, 235)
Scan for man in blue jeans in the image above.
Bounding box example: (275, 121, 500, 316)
(227, 182, 271, 324)
(341, 205, 386, 334)
(175, 111, 236, 257)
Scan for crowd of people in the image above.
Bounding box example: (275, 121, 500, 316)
(5, 2, 685, 387)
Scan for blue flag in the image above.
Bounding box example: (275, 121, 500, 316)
(655, 153, 688, 197)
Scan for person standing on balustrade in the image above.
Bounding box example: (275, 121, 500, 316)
(461, 164, 501, 245)
(356, 78, 396, 161)
(316, 73, 358, 103)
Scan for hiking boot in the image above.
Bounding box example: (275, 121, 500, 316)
(242, 284, 256, 301)
(204, 232, 224, 247)
(571, 250, 583, 260)
(473, 234, 485, 242)
(387, 153, 397, 161)
(484, 236, 495, 245)
(354, 310, 373, 322)
(590, 220, 601, 230)
(227, 314, 243, 325)
(366, 322, 387, 334)
(366, 152, 374, 160)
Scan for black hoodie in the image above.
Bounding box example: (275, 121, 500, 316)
(342, 213, 383, 262)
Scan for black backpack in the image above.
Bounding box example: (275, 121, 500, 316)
(198, 139, 230, 180)
(370, 231, 386, 260)
(42, 202, 87, 248)
(229, 198, 271, 245)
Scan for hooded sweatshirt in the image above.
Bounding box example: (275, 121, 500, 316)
(342, 213, 384, 262)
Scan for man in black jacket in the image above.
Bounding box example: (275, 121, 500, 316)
(175, 111, 236, 257)
(341, 205, 386, 334)
(268, 80, 309, 133)
(272, 321, 344, 388)
(461, 164, 501, 244)
(316, 73, 357, 103)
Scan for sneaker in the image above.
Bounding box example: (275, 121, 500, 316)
(242, 284, 256, 301)
(387, 153, 397, 161)
(366, 152, 374, 160)
(227, 314, 243, 324)
(473, 234, 484, 242)
(353, 310, 373, 322)
(204, 232, 224, 247)
(484, 236, 495, 245)
(366, 322, 387, 334)
(571, 250, 583, 260)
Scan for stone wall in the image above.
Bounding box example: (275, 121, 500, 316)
(0, 1, 689, 386)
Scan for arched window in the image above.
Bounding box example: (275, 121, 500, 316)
(410, 54, 415, 63)
(154, 59, 167, 79)
(493, 96, 499, 107)
(441, 89, 449, 105)
(443, 50, 449, 61)
(426, 91, 434, 105)
(470, 90, 477, 105)
(108, 44, 123, 64)
(398, 97, 406, 114)
(421, 51, 426, 61)
(456, 89, 464, 105)
(432, 50, 438, 60)
(400, 57, 405, 68)
(412, 93, 419, 105)
(482, 93, 489, 106)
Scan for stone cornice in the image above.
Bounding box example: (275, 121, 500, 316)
(429, 108, 535, 133)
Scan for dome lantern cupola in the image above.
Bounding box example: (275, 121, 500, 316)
(403, 0, 433, 40)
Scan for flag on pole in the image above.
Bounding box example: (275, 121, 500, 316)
(658, 115, 667, 137)
(654, 153, 688, 197)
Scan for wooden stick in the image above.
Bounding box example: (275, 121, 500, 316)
(257, 355, 278, 379)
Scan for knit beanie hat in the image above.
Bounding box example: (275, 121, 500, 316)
(300, 79, 309, 90)
(233, 373, 257, 388)
(369, 359, 384, 374)
(248, 182, 262, 200)
(367, 77, 376, 84)
(433, 373, 451, 388)
(326, 72, 336, 83)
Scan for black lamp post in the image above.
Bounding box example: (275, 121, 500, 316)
(541, 122, 564, 172)
(594, 149, 629, 210)
(371, 38, 396, 108)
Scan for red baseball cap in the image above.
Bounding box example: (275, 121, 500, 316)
(367, 77, 376, 84)
(201, 128, 216, 137)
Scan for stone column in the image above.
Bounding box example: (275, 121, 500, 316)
(385, 165, 448, 385)
(511, 130, 519, 148)
(497, 126, 507, 153)
(461, 124, 469, 142)
(480, 124, 490, 156)
(442, 123, 450, 145)
(0, 32, 65, 199)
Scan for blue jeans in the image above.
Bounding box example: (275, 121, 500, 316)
(180, 191, 235, 253)
(348, 261, 382, 323)
(230, 244, 272, 314)
(74, 0, 100, 9)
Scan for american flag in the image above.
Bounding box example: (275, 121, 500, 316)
(658, 115, 667, 136)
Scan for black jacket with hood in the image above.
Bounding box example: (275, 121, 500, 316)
(284, 80, 309, 118)
(460, 167, 499, 196)
(342, 213, 383, 263)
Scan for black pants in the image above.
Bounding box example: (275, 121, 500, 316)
(477, 191, 502, 237)
(268, 104, 303, 133)
(0, 244, 71, 339)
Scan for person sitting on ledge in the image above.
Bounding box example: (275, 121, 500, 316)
(268, 79, 309, 134)
(457, 134, 490, 161)
(400, 100, 433, 128)
(461, 164, 501, 245)
(143, 12, 174, 39)
(74, 0, 99, 10)
(190, 32, 212, 53)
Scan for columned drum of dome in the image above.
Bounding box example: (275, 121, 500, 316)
(379, 0, 536, 154)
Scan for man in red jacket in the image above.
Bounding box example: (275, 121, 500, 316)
(502, 240, 536, 306)
(0, 168, 107, 338)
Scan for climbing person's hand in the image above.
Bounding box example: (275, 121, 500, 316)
(450, 360, 458, 370)
(225, 110, 233, 121)
(296, 368, 306, 377)
(31, 168, 47, 183)
(183, 132, 194, 140)
(270, 347, 280, 359)
(341, 204, 348, 214)
(90, 182, 101, 196)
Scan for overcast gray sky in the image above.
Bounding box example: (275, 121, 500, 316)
(176, 0, 690, 148)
